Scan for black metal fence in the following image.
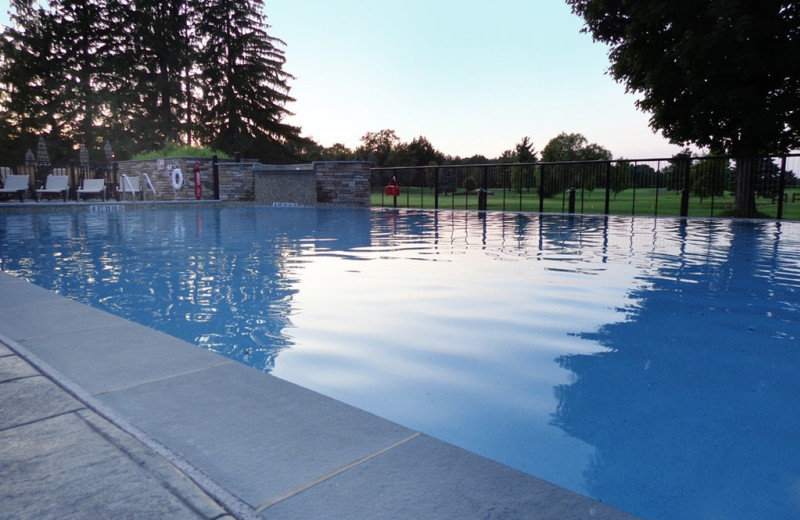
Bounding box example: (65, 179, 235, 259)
(371, 155, 800, 220)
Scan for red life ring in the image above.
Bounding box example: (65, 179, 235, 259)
(193, 162, 202, 200)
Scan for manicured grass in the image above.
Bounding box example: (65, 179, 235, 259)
(373, 187, 800, 220)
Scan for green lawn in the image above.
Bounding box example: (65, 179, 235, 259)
(373, 187, 800, 220)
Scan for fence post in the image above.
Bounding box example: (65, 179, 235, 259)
(434, 167, 439, 210)
(680, 157, 691, 217)
(604, 162, 611, 215)
(479, 166, 489, 211)
(777, 156, 787, 220)
(112, 161, 119, 201)
(539, 164, 545, 213)
(212, 154, 220, 200)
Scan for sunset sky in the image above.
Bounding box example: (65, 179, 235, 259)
(1, 1, 695, 159)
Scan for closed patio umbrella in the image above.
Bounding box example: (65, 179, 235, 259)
(79, 143, 89, 169)
(35, 136, 51, 186)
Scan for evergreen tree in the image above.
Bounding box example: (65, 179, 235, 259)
(0, 0, 134, 158)
(126, 0, 194, 149)
(514, 136, 537, 163)
(0, 0, 301, 162)
(195, 0, 300, 161)
(1, 6, 65, 142)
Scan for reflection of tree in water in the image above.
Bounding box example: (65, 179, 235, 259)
(552, 220, 800, 520)
(147, 208, 373, 370)
(0, 208, 373, 372)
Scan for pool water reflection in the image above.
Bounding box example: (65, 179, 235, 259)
(1, 207, 798, 520)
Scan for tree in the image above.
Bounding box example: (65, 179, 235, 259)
(0, 0, 129, 152)
(128, 0, 193, 147)
(515, 136, 538, 163)
(566, 0, 800, 216)
(690, 155, 731, 202)
(195, 0, 300, 161)
(403, 136, 443, 166)
(1, 0, 302, 163)
(753, 158, 785, 200)
(540, 132, 610, 196)
(356, 129, 399, 166)
(609, 162, 630, 199)
(322, 143, 355, 161)
(541, 132, 611, 162)
(502, 136, 538, 193)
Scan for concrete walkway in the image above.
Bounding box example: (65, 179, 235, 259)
(0, 271, 641, 520)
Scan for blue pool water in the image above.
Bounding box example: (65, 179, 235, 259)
(1, 206, 799, 520)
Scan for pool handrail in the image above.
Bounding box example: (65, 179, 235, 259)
(119, 174, 137, 202)
(142, 173, 156, 202)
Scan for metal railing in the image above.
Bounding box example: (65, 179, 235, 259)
(371, 155, 800, 220)
(119, 174, 137, 201)
(142, 173, 157, 202)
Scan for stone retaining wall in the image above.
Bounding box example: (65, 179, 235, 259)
(117, 158, 254, 201)
(312, 161, 371, 207)
(253, 164, 317, 206)
(117, 159, 371, 206)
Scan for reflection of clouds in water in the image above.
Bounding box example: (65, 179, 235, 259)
(281, 211, 649, 495)
(2, 208, 799, 520)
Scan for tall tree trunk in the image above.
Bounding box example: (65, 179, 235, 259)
(734, 157, 757, 217)
(734, 137, 759, 217)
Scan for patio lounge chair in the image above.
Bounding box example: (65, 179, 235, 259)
(36, 174, 70, 202)
(77, 178, 106, 201)
(0, 174, 30, 202)
(117, 175, 141, 200)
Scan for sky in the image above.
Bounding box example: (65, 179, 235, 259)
(0, 1, 693, 160)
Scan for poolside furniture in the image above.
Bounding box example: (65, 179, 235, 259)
(77, 178, 106, 201)
(0, 174, 30, 202)
(36, 174, 70, 202)
(117, 175, 141, 201)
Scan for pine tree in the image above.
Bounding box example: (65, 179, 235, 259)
(1, 0, 301, 161)
(0, 0, 131, 154)
(194, 0, 300, 161)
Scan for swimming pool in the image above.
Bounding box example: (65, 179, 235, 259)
(1, 206, 798, 520)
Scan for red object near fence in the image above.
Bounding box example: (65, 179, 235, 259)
(385, 185, 400, 197)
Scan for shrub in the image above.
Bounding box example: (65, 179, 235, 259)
(463, 175, 477, 192)
(131, 142, 229, 160)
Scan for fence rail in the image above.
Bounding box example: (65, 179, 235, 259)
(371, 155, 800, 220)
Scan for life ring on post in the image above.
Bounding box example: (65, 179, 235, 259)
(171, 168, 185, 190)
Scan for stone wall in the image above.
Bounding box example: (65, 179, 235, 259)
(118, 158, 372, 206)
(253, 164, 317, 206)
(252, 161, 371, 207)
(312, 161, 371, 207)
(117, 158, 254, 201)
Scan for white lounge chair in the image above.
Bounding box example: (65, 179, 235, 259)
(77, 178, 106, 201)
(117, 175, 141, 200)
(36, 174, 70, 202)
(0, 174, 30, 202)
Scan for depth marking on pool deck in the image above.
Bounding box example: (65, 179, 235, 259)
(254, 431, 424, 513)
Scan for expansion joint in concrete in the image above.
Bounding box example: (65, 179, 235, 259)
(255, 431, 423, 514)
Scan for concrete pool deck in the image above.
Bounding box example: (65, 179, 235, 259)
(0, 271, 641, 520)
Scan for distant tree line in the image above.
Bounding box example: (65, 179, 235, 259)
(293, 130, 611, 168)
